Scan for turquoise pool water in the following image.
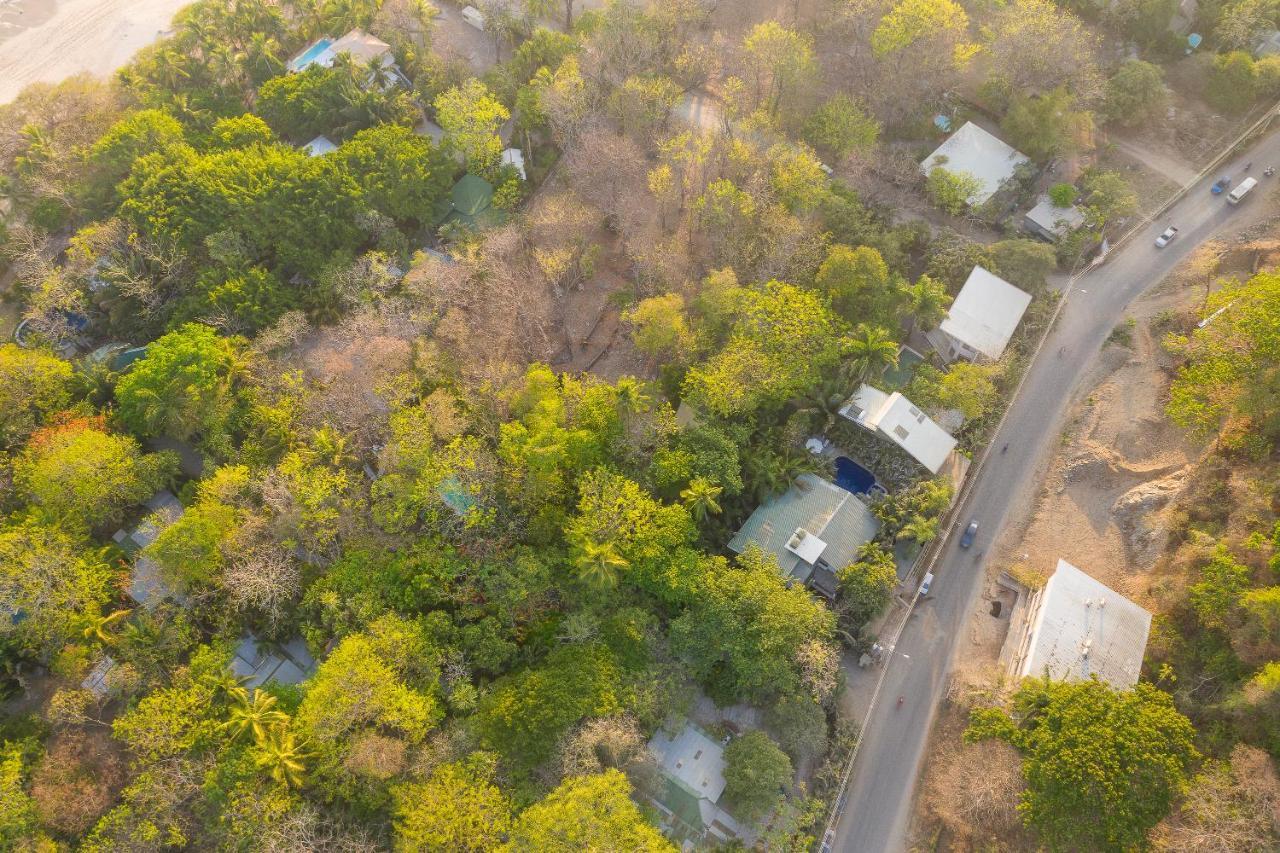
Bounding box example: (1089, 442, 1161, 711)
(292, 38, 333, 70)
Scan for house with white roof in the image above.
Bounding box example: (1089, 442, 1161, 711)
(1024, 195, 1086, 241)
(728, 473, 880, 596)
(921, 121, 1030, 207)
(287, 29, 405, 88)
(303, 135, 338, 157)
(927, 266, 1032, 363)
(648, 721, 750, 845)
(1002, 559, 1152, 688)
(839, 385, 958, 475)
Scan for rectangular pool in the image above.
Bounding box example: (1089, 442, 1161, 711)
(290, 38, 333, 72)
(835, 456, 877, 496)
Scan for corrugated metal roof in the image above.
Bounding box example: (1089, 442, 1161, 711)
(1017, 559, 1152, 688)
(728, 474, 880, 580)
(920, 122, 1029, 205)
(939, 266, 1032, 361)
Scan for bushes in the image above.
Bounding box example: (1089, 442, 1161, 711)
(1208, 51, 1258, 114)
(723, 730, 793, 821)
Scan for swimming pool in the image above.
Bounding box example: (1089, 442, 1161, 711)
(834, 456, 877, 496)
(290, 38, 333, 72)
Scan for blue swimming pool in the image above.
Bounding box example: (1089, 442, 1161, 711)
(834, 456, 877, 496)
(291, 38, 333, 71)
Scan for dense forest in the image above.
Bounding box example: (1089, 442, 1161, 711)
(1, 0, 1280, 847)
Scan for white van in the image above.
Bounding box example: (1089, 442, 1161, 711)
(461, 4, 485, 30)
(1228, 177, 1258, 205)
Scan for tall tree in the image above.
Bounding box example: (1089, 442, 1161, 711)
(966, 678, 1198, 850)
(434, 79, 510, 172)
(502, 770, 672, 851)
(115, 323, 245, 447)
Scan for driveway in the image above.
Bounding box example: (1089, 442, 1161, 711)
(830, 137, 1280, 853)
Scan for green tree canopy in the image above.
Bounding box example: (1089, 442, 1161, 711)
(838, 542, 899, 627)
(115, 323, 245, 447)
(119, 142, 365, 276)
(802, 94, 880, 161)
(1207, 51, 1258, 114)
(925, 166, 983, 214)
(1103, 60, 1168, 128)
(393, 753, 513, 851)
(14, 421, 174, 531)
(683, 280, 846, 417)
(475, 643, 620, 772)
(338, 124, 454, 225)
(0, 344, 75, 450)
(502, 769, 673, 851)
(722, 730, 793, 821)
(434, 79, 510, 172)
(671, 546, 836, 701)
(814, 244, 908, 328)
(1166, 272, 1280, 440)
(0, 520, 114, 657)
(966, 678, 1198, 850)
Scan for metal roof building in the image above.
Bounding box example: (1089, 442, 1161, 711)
(927, 266, 1032, 362)
(1024, 195, 1086, 240)
(920, 121, 1030, 206)
(1005, 559, 1152, 688)
(728, 473, 880, 585)
(840, 384, 958, 475)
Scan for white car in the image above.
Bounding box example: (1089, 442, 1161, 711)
(1155, 226, 1179, 248)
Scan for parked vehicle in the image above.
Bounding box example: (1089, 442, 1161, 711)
(1228, 176, 1258, 205)
(959, 520, 979, 549)
(1155, 226, 1179, 248)
(919, 572, 934, 597)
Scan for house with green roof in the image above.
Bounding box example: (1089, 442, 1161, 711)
(444, 173, 505, 228)
(728, 473, 880, 596)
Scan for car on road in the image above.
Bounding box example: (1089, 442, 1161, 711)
(918, 572, 934, 597)
(1155, 226, 1179, 248)
(959, 520, 979, 549)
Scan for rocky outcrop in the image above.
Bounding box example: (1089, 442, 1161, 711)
(1112, 471, 1188, 566)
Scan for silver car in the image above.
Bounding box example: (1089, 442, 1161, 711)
(1155, 226, 1179, 248)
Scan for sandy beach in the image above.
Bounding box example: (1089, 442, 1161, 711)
(0, 0, 189, 104)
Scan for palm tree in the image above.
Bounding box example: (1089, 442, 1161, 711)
(150, 48, 193, 91)
(614, 377, 652, 414)
(795, 379, 849, 435)
(246, 32, 284, 85)
(365, 56, 396, 92)
(573, 536, 628, 592)
(202, 668, 252, 703)
(896, 514, 939, 544)
(841, 324, 900, 385)
(222, 690, 289, 745)
(909, 275, 951, 333)
(80, 609, 132, 645)
(680, 477, 723, 523)
(255, 725, 310, 788)
(745, 451, 794, 503)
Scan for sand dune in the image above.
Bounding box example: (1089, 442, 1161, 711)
(0, 0, 189, 104)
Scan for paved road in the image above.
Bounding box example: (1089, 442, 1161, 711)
(832, 132, 1280, 853)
